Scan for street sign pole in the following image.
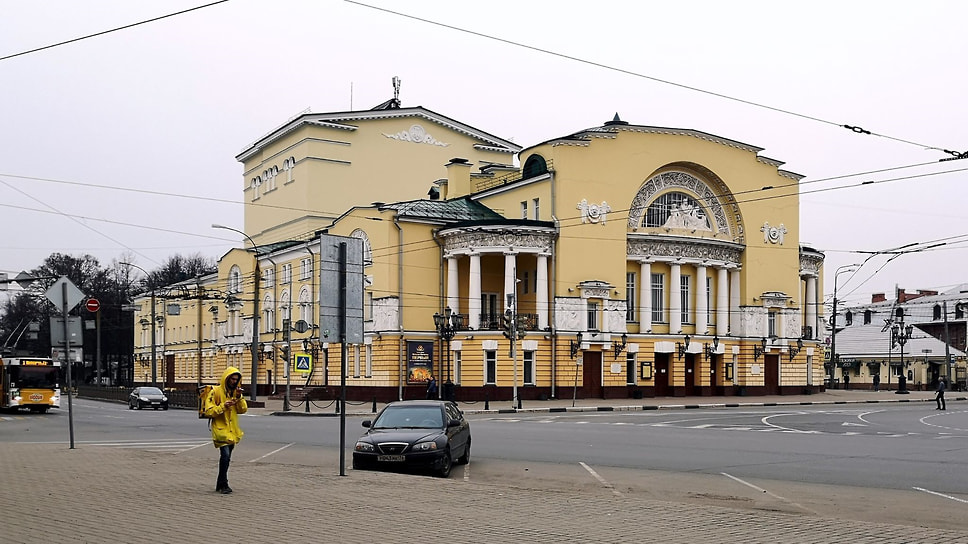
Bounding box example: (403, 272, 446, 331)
(63, 283, 76, 449)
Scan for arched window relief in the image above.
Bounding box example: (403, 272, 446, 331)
(298, 287, 313, 324)
(522, 154, 548, 179)
(351, 229, 373, 267)
(229, 266, 242, 294)
(642, 191, 711, 231)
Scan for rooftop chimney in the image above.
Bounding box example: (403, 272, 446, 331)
(872, 293, 886, 303)
(445, 158, 471, 198)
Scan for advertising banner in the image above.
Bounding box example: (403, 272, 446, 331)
(407, 341, 434, 384)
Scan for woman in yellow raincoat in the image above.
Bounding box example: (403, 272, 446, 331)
(203, 366, 248, 493)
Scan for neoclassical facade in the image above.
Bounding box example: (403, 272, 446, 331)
(131, 100, 826, 400)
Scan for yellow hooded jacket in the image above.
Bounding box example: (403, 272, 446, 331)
(203, 366, 248, 447)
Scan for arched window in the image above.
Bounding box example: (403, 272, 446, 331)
(845, 310, 853, 326)
(298, 287, 313, 324)
(522, 154, 548, 179)
(351, 229, 373, 267)
(864, 310, 872, 325)
(642, 191, 711, 231)
(933, 304, 942, 320)
(280, 290, 291, 323)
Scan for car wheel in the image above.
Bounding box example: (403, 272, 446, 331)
(128, 401, 133, 410)
(352, 458, 363, 470)
(137, 402, 143, 410)
(457, 438, 471, 465)
(437, 450, 452, 478)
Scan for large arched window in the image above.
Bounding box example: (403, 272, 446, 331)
(522, 154, 548, 179)
(229, 265, 242, 293)
(351, 229, 373, 266)
(642, 191, 711, 230)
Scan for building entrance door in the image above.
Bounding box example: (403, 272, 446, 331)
(764, 354, 780, 395)
(582, 351, 602, 398)
(654, 354, 670, 396)
(165, 354, 175, 389)
(684, 356, 697, 396)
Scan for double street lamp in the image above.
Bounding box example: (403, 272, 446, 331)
(892, 308, 914, 394)
(121, 262, 157, 387)
(433, 307, 464, 401)
(213, 223, 260, 402)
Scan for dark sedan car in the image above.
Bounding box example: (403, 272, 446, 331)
(128, 387, 169, 410)
(353, 400, 470, 478)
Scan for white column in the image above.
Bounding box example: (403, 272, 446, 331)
(805, 275, 817, 339)
(504, 252, 517, 308)
(447, 256, 459, 314)
(729, 268, 741, 335)
(469, 253, 481, 330)
(536, 253, 549, 330)
(695, 264, 708, 335)
(639, 261, 652, 331)
(716, 267, 729, 337)
(670, 262, 682, 334)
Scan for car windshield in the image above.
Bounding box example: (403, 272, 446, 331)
(139, 387, 163, 395)
(373, 406, 443, 429)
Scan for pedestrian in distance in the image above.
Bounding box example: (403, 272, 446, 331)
(426, 376, 438, 399)
(202, 366, 248, 494)
(935, 376, 947, 411)
(873, 373, 880, 392)
(843, 373, 850, 390)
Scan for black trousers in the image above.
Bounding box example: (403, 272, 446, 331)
(936, 392, 946, 410)
(217, 444, 235, 489)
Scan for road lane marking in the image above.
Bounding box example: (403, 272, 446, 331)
(579, 462, 622, 497)
(248, 442, 294, 462)
(721, 472, 820, 515)
(914, 487, 968, 504)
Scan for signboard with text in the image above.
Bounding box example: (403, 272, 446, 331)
(406, 341, 434, 385)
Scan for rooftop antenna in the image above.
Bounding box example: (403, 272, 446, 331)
(350, 81, 353, 110)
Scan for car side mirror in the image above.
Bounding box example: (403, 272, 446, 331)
(362, 420, 371, 428)
(447, 419, 461, 428)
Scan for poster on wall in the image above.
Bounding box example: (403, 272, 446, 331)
(407, 341, 434, 384)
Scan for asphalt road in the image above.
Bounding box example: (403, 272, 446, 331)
(4, 399, 967, 531)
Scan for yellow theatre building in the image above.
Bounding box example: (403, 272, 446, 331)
(131, 95, 826, 401)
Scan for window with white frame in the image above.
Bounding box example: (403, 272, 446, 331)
(520, 201, 528, 219)
(251, 177, 261, 200)
(626, 352, 636, 384)
(587, 301, 599, 331)
(282, 263, 292, 284)
(485, 350, 496, 384)
(533, 198, 540, 220)
(524, 351, 535, 385)
(768, 310, 777, 338)
(453, 350, 462, 385)
(298, 288, 312, 324)
(263, 268, 274, 289)
(300, 257, 313, 280)
(280, 291, 290, 323)
(681, 275, 691, 324)
(651, 273, 665, 322)
(626, 272, 636, 322)
(283, 156, 295, 184)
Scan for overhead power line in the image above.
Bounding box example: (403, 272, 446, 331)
(0, 1, 231, 62)
(345, 0, 964, 161)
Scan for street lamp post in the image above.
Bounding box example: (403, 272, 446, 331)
(892, 308, 914, 394)
(433, 307, 463, 402)
(829, 263, 860, 389)
(121, 262, 157, 388)
(213, 224, 260, 402)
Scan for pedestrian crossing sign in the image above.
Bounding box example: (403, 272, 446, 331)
(293, 353, 312, 373)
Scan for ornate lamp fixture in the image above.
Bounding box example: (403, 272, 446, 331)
(788, 338, 804, 362)
(677, 334, 691, 360)
(570, 331, 584, 359)
(704, 335, 720, 360)
(613, 333, 628, 359)
(753, 337, 768, 361)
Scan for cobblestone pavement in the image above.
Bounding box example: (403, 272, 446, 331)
(2, 440, 966, 543)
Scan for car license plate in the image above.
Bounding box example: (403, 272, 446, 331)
(377, 455, 405, 462)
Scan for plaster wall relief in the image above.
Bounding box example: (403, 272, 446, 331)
(603, 299, 627, 333)
(381, 124, 451, 147)
(441, 229, 555, 255)
(799, 252, 824, 277)
(371, 296, 400, 332)
(578, 280, 612, 300)
(555, 298, 585, 331)
(783, 311, 803, 341)
(627, 171, 743, 244)
(760, 221, 788, 245)
(627, 237, 743, 266)
(577, 199, 612, 225)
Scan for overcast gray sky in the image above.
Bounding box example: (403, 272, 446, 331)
(2, 0, 965, 306)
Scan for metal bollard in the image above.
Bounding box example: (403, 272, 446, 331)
(305, 395, 311, 413)
(484, 391, 489, 411)
(335, 400, 340, 414)
(372, 396, 377, 413)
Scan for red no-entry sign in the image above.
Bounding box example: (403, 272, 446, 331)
(85, 298, 101, 313)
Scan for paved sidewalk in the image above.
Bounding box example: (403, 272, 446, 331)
(1, 440, 964, 543)
(261, 388, 961, 416)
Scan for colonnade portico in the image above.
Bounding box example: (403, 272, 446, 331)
(636, 258, 740, 336)
(438, 226, 556, 331)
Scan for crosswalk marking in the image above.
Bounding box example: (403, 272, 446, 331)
(87, 438, 209, 454)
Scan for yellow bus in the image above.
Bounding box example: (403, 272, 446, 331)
(0, 357, 61, 413)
